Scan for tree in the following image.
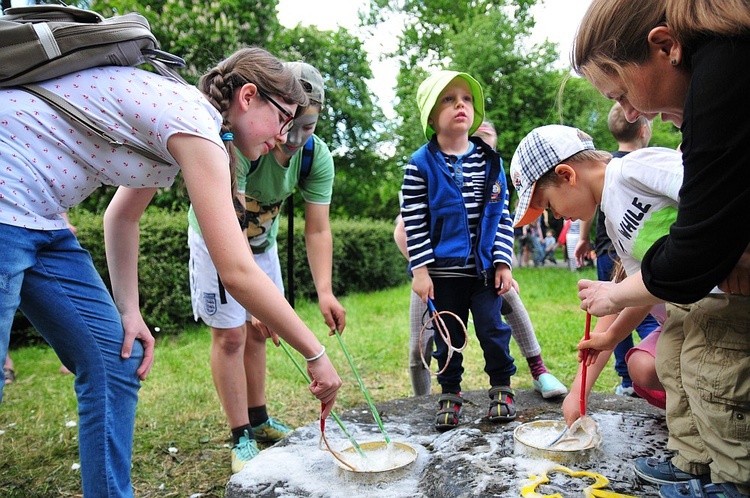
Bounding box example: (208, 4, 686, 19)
(557, 75, 619, 150)
(269, 25, 383, 154)
(364, 0, 562, 165)
(93, 0, 281, 83)
(448, 10, 566, 161)
(80, 0, 399, 218)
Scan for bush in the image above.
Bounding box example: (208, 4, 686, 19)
(69, 208, 193, 335)
(10, 209, 408, 340)
(278, 216, 409, 300)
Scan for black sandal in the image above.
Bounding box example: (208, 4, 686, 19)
(488, 386, 516, 422)
(435, 393, 463, 432)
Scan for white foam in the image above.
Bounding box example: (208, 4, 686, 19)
(231, 425, 430, 498)
(230, 411, 652, 497)
(336, 443, 415, 472)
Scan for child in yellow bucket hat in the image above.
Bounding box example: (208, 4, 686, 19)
(400, 70, 518, 431)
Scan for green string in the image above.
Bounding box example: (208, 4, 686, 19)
(278, 340, 367, 458)
(333, 330, 391, 445)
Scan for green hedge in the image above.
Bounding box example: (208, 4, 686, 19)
(12, 209, 407, 339)
(280, 217, 409, 299)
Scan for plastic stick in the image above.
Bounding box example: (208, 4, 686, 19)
(580, 312, 592, 416)
(278, 340, 367, 458)
(333, 330, 391, 444)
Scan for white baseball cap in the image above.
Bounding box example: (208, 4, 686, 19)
(510, 125, 595, 227)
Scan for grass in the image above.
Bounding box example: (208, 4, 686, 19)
(0, 264, 619, 497)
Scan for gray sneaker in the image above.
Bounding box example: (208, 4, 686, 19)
(634, 457, 710, 485)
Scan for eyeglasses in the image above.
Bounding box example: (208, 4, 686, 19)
(256, 87, 294, 135)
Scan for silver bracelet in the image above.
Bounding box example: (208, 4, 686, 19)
(304, 345, 326, 362)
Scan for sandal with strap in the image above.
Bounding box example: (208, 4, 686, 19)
(660, 479, 749, 498)
(488, 386, 516, 422)
(435, 392, 463, 432)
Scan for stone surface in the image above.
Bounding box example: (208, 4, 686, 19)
(226, 389, 669, 497)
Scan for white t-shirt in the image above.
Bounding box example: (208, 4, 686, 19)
(601, 147, 683, 278)
(0, 66, 224, 230)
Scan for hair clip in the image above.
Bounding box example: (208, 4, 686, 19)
(221, 132, 234, 141)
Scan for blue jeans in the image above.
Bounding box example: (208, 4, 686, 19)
(597, 252, 659, 384)
(431, 274, 516, 393)
(0, 224, 141, 497)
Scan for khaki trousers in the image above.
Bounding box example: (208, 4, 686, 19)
(656, 295, 750, 493)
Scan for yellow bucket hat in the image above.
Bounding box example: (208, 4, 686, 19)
(417, 70, 485, 140)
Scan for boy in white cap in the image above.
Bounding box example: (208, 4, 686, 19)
(400, 70, 517, 431)
(188, 61, 346, 472)
(510, 124, 739, 490)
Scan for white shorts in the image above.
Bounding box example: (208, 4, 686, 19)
(188, 225, 284, 329)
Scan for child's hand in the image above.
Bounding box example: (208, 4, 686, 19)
(580, 330, 618, 354)
(562, 390, 582, 426)
(250, 316, 280, 346)
(578, 346, 601, 366)
(494, 264, 513, 295)
(510, 278, 520, 293)
(578, 332, 616, 366)
(411, 266, 434, 303)
(307, 354, 342, 417)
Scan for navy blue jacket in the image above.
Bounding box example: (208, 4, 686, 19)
(402, 135, 514, 279)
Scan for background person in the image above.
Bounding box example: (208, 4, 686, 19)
(565, 219, 581, 271)
(542, 229, 557, 265)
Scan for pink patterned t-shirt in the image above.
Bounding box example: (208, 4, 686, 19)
(0, 66, 224, 230)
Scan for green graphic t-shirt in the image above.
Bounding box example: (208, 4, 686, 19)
(188, 134, 334, 253)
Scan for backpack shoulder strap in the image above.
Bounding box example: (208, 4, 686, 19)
(20, 83, 166, 163)
(299, 136, 315, 179)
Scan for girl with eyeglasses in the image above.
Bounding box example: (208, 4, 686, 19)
(187, 60, 346, 473)
(0, 46, 341, 497)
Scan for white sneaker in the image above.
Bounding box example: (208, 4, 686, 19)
(615, 384, 635, 396)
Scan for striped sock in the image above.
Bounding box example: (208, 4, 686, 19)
(526, 355, 548, 380)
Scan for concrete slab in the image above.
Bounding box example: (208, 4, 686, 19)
(227, 389, 668, 497)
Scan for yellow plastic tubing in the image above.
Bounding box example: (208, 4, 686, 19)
(520, 465, 638, 498)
